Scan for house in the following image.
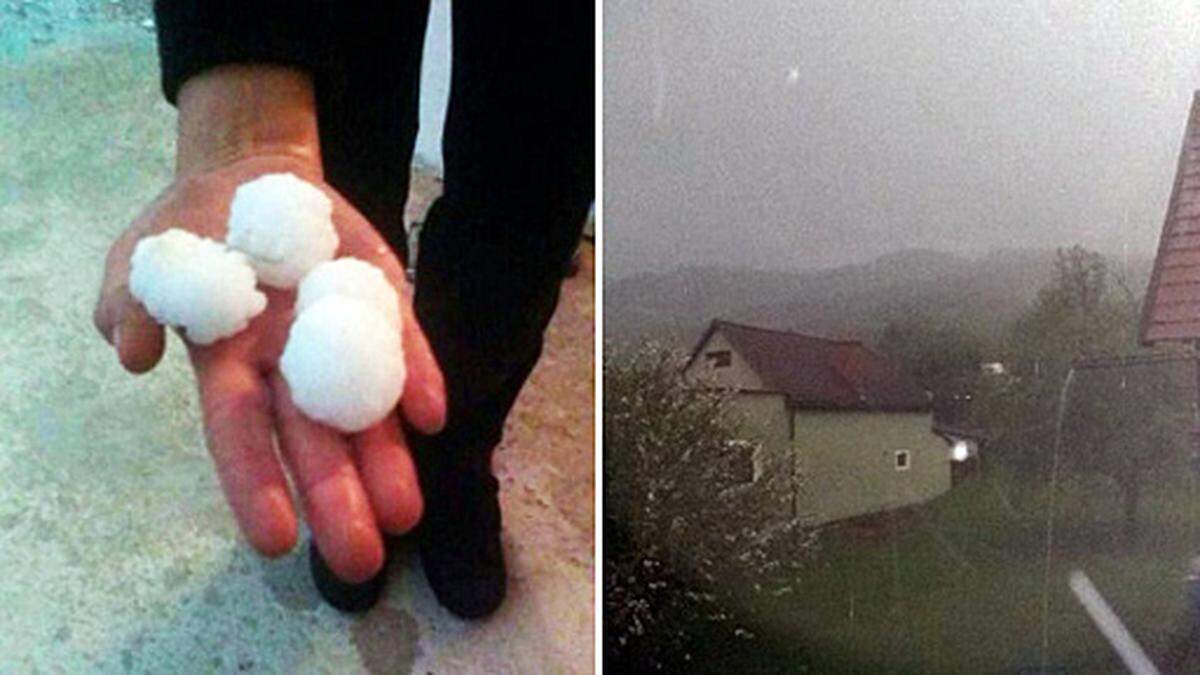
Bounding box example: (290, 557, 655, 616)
(1140, 92, 1200, 462)
(683, 319, 952, 525)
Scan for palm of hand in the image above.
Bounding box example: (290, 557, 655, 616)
(94, 156, 446, 583)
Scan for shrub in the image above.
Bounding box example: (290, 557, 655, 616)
(604, 343, 816, 670)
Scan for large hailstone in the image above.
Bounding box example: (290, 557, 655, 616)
(128, 228, 267, 345)
(279, 296, 406, 433)
(226, 173, 339, 288)
(295, 258, 402, 328)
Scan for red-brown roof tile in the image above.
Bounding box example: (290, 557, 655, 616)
(1142, 91, 1200, 345)
(688, 320, 929, 411)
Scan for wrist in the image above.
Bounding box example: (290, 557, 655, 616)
(175, 64, 322, 178)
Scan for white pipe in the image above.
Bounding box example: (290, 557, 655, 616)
(1068, 570, 1161, 675)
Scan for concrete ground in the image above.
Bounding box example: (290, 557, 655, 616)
(0, 25, 594, 674)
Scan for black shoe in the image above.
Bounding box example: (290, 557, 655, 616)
(418, 464, 507, 620)
(308, 539, 387, 613)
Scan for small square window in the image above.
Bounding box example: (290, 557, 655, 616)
(724, 440, 760, 485)
(895, 450, 911, 471)
(706, 350, 731, 368)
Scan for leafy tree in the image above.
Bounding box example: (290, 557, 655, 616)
(972, 245, 1193, 540)
(877, 317, 986, 387)
(1061, 361, 1191, 540)
(604, 343, 816, 670)
(973, 247, 1131, 469)
(876, 315, 990, 426)
(1008, 246, 1133, 374)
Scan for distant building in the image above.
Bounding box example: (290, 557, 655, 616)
(980, 361, 1007, 376)
(683, 319, 952, 525)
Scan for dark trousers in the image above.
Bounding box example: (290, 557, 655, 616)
(313, 4, 594, 489)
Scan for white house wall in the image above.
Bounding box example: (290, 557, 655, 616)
(683, 329, 768, 391)
(792, 411, 951, 525)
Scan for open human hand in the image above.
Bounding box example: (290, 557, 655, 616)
(93, 155, 446, 583)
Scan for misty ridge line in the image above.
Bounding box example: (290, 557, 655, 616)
(605, 245, 1157, 282)
(604, 246, 1157, 345)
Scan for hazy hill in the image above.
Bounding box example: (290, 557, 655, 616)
(604, 248, 1154, 350)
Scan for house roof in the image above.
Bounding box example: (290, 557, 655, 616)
(687, 319, 929, 412)
(1142, 91, 1200, 344)
(931, 423, 990, 444)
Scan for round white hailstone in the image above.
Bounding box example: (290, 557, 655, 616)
(295, 258, 401, 328)
(128, 228, 267, 345)
(279, 296, 406, 433)
(226, 172, 339, 288)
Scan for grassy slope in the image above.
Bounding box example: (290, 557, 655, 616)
(721, 467, 1200, 673)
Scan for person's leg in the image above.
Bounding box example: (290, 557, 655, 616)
(316, 4, 431, 254)
(411, 1, 594, 619)
(306, 2, 430, 612)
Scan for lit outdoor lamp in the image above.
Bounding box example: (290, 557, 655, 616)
(951, 440, 970, 463)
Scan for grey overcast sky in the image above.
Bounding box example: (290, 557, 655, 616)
(604, 1, 1200, 278)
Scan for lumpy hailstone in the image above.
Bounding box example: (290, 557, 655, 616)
(128, 228, 267, 345)
(295, 258, 402, 328)
(280, 296, 406, 433)
(226, 173, 339, 288)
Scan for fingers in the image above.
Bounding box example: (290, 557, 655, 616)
(269, 372, 385, 583)
(195, 358, 298, 557)
(94, 281, 165, 374)
(333, 206, 447, 434)
(397, 302, 448, 434)
(114, 293, 166, 374)
(352, 414, 424, 535)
